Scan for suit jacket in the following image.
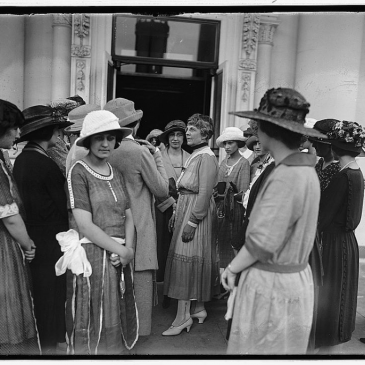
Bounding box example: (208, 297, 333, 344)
(109, 138, 169, 271)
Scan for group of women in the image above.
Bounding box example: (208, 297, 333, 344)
(0, 85, 364, 356)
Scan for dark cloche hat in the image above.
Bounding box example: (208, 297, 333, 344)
(230, 88, 327, 139)
(159, 120, 187, 145)
(309, 119, 340, 145)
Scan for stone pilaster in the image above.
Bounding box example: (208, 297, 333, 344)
(70, 14, 91, 103)
(235, 14, 260, 130)
(254, 15, 279, 107)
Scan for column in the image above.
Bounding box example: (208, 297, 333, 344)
(254, 15, 279, 108)
(70, 13, 92, 103)
(295, 13, 364, 121)
(0, 15, 25, 108)
(52, 14, 72, 100)
(270, 14, 299, 89)
(235, 13, 260, 129)
(24, 14, 53, 108)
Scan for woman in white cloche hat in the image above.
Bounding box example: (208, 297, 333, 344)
(65, 110, 139, 354)
(214, 127, 250, 289)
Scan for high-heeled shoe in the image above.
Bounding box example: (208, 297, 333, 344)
(190, 309, 207, 324)
(162, 317, 193, 336)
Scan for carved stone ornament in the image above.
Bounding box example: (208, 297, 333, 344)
(242, 14, 260, 57)
(241, 73, 251, 102)
(76, 60, 86, 91)
(52, 14, 72, 27)
(239, 58, 256, 71)
(258, 22, 279, 45)
(74, 14, 90, 39)
(71, 45, 91, 58)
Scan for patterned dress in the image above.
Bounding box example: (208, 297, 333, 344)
(0, 152, 40, 355)
(216, 156, 250, 266)
(315, 157, 340, 192)
(66, 161, 138, 354)
(163, 146, 220, 302)
(315, 168, 364, 347)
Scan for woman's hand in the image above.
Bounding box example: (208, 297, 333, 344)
(136, 139, 157, 155)
(221, 266, 237, 292)
(168, 213, 175, 232)
(119, 247, 134, 266)
(24, 240, 36, 263)
(181, 224, 196, 243)
(109, 254, 122, 267)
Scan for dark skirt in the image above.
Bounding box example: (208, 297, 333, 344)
(27, 221, 68, 351)
(315, 230, 359, 347)
(216, 199, 244, 267)
(156, 205, 173, 282)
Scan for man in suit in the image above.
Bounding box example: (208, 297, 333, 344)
(106, 98, 169, 336)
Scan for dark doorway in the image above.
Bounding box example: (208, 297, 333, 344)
(116, 72, 212, 139)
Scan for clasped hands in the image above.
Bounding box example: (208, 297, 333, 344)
(221, 265, 237, 292)
(109, 246, 134, 267)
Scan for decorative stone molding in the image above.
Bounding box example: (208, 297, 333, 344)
(70, 14, 92, 102)
(239, 58, 256, 71)
(74, 14, 90, 39)
(258, 15, 280, 46)
(242, 14, 260, 57)
(52, 14, 72, 27)
(240, 73, 251, 102)
(71, 45, 91, 58)
(76, 60, 86, 91)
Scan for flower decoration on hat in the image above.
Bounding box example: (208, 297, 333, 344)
(327, 120, 365, 148)
(48, 99, 78, 122)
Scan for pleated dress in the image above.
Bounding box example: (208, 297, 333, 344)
(315, 167, 364, 347)
(0, 153, 40, 355)
(163, 146, 220, 302)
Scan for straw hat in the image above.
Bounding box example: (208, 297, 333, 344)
(159, 120, 187, 144)
(104, 98, 143, 127)
(246, 136, 259, 151)
(308, 119, 340, 145)
(17, 104, 74, 143)
(216, 127, 246, 148)
(64, 104, 101, 134)
(230, 88, 327, 139)
(76, 110, 132, 147)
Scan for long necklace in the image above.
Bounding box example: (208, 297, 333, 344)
(167, 149, 183, 179)
(339, 160, 356, 172)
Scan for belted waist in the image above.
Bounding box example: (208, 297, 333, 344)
(252, 261, 308, 273)
(178, 188, 198, 195)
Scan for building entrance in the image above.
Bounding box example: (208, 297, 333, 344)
(116, 72, 211, 140)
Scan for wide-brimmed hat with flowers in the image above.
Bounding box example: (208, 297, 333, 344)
(76, 110, 132, 147)
(103, 98, 143, 127)
(326, 120, 365, 153)
(230, 88, 327, 139)
(216, 127, 246, 148)
(17, 101, 76, 143)
(64, 104, 101, 134)
(159, 120, 187, 144)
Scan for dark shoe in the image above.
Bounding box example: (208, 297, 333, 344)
(360, 338, 365, 344)
(162, 295, 171, 309)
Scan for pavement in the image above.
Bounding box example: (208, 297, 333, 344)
(128, 261, 365, 357)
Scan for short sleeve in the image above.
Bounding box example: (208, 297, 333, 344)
(67, 163, 92, 212)
(0, 162, 19, 219)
